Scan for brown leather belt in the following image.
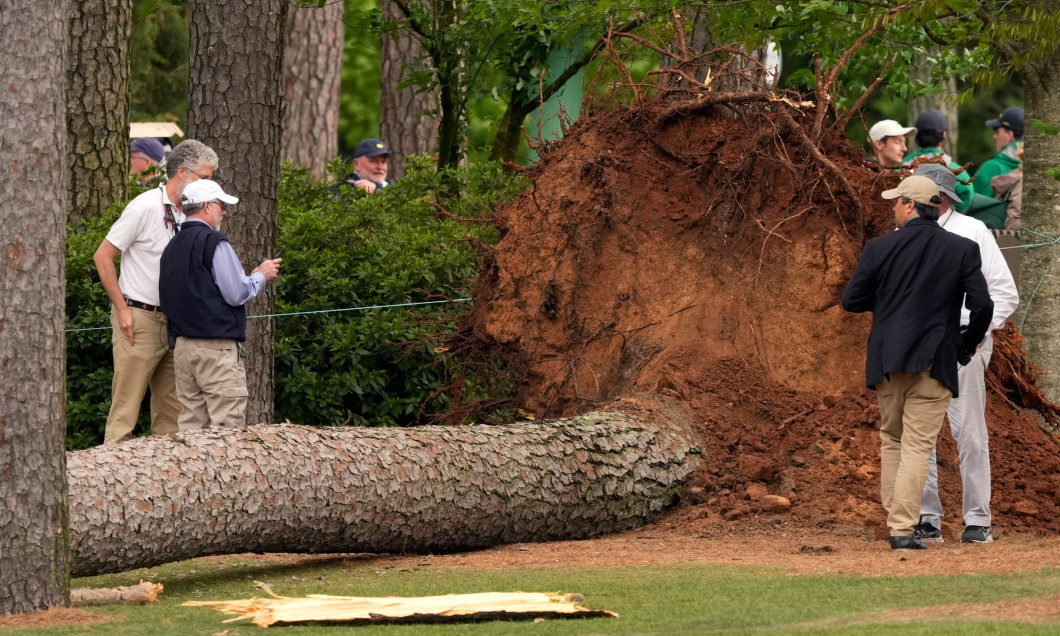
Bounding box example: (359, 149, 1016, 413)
(125, 297, 160, 312)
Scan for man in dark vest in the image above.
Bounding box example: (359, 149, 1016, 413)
(842, 175, 993, 551)
(159, 179, 282, 430)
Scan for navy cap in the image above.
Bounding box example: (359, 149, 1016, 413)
(353, 138, 389, 159)
(986, 106, 1024, 137)
(130, 137, 165, 163)
(914, 109, 948, 134)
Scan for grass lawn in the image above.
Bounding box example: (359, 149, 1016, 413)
(6, 556, 1060, 635)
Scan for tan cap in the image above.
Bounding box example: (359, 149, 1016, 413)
(881, 175, 940, 207)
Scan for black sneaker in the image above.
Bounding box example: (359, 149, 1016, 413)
(889, 534, 926, 551)
(961, 526, 993, 543)
(913, 519, 944, 544)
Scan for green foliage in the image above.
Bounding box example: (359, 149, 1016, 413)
(338, 0, 382, 157)
(273, 157, 523, 426)
(64, 162, 523, 444)
(130, 0, 189, 127)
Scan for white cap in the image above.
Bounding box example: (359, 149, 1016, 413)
(181, 179, 239, 206)
(868, 119, 916, 142)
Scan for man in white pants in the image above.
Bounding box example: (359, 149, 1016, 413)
(913, 162, 1019, 544)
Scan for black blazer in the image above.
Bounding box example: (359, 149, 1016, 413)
(841, 217, 993, 397)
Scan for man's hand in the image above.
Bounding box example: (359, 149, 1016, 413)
(93, 239, 136, 344)
(117, 305, 135, 345)
(253, 258, 282, 282)
(958, 350, 973, 366)
(352, 179, 377, 194)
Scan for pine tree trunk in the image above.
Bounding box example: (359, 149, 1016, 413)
(907, 53, 959, 159)
(68, 411, 700, 577)
(380, 0, 438, 181)
(0, 0, 70, 614)
(187, 0, 289, 425)
(1018, 45, 1060, 401)
(67, 0, 132, 225)
(282, 0, 343, 180)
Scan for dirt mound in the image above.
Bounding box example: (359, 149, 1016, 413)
(460, 98, 1060, 533)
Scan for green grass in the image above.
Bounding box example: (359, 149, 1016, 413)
(6, 557, 1059, 635)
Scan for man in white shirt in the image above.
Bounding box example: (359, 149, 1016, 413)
(92, 139, 220, 444)
(912, 162, 1020, 544)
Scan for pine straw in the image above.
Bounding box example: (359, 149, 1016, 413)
(184, 584, 616, 627)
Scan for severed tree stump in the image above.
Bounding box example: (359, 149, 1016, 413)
(68, 406, 700, 576)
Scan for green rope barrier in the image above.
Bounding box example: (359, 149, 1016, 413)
(65, 298, 473, 334)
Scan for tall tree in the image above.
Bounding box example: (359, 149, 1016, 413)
(67, 0, 133, 224)
(907, 52, 959, 160)
(0, 0, 71, 615)
(1006, 3, 1060, 400)
(282, 0, 343, 180)
(187, 0, 289, 424)
(380, 0, 438, 180)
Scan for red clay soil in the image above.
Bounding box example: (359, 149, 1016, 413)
(459, 97, 1060, 537)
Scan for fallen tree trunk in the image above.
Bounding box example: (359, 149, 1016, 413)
(69, 406, 700, 576)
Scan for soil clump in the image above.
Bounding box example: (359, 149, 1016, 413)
(459, 98, 1060, 536)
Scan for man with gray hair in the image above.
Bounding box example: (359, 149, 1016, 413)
(93, 139, 220, 444)
(912, 163, 1019, 544)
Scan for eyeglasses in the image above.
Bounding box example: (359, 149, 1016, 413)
(188, 167, 213, 180)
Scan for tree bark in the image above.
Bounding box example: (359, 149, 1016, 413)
(0, 0, 70, 614)
(907, 52, 959, 159)
(67, 0, 132, 225)
(282, 0, 343, 180)
(68, 411, 700, 577)
(187, 0, 289, 424)
(1018, 39, 1060, 401)
(380, 0, 439, 181)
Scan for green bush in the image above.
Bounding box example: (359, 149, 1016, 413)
(64, 159, 524, 447)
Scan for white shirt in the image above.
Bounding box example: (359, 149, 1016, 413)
(105, 186, 185, 306)
(937, 209, 1019, 331)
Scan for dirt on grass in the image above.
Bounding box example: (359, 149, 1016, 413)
(457, 95, 1060, 541)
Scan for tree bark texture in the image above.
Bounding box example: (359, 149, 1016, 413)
(66, 0, 132, 225)
(1018, 40, 1060, 401)
(282, 0, 343, 180)
(380, 0, 439, 181)
(68, 413, 700, 576)
(907, 52, 959, 160)
(187, 0, 289, 425)
(0, 0, 70, 614)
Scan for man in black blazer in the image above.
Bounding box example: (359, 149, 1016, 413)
(842, 175, 993, 551)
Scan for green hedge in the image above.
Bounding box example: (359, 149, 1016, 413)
(64, 158, 524, 448)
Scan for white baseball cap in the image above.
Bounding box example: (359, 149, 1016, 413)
(868, 119, 916, 142)
(181, 179, 239, 206)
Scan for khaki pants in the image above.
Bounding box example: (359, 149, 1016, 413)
(876, 370, 952, 536)
(174, 337, 248, 431)
(103, 305, 180, 444)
